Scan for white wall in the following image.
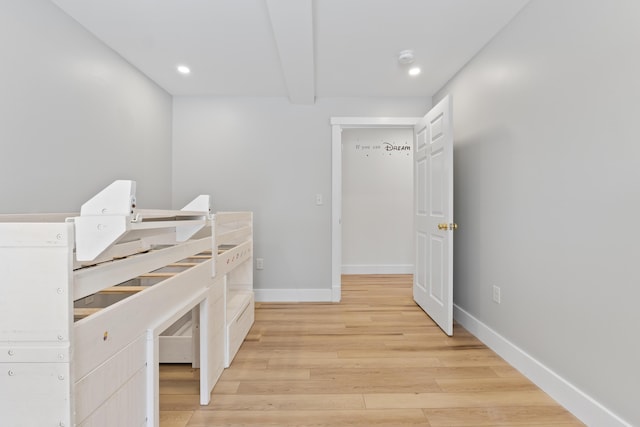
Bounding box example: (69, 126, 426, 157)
(436, 1, 640, 425)
(342, 128, 414, 274)
(0, 1, 173, 213)
(172, 97, 429, 298)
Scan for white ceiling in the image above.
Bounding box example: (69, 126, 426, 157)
(51, 0, 530, 104)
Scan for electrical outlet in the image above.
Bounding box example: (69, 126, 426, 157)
(492, 285, 501, 304)
(256, 258, 264, 270)
(315, 193, 323, 206)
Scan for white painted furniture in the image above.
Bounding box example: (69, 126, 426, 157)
(215, 212, 254, 367)
(0, 180, 253, 427)
(158, 212, 254, 368)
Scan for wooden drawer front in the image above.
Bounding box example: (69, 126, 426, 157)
(77, 366, 147, 426)
(227, 297, 254, 366)
(75, 333, 147, 424)
(159, 334, 192, 363)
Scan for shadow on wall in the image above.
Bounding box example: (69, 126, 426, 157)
(452, 126, 517, 310)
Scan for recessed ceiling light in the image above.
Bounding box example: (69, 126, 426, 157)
(409, 67, 421, 76)
(177, 65, 191, 75)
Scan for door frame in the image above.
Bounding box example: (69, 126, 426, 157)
(330, 117, 421, 302)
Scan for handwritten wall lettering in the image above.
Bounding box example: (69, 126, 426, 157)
(353, 141, 411, 158)
(383, 142, 411, 152)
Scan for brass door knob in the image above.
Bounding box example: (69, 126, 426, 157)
(438, 223, 458, 231)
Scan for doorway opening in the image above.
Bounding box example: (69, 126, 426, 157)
(341, 127, 414, 274)
(330, 117, 420, 302)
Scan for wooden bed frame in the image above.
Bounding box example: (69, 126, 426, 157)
(158, 211, 255, 368)
(0, 180, 254, 426)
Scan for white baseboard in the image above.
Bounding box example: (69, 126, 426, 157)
(453, 304, 631, 427)
(341, 264, 413, 275)
(254, 288, 333, 302)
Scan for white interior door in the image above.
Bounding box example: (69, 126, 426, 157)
(413, 95, 454, 336)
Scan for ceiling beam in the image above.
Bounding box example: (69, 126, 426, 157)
(265, 0, 315, 104)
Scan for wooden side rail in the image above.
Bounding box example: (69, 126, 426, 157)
(99, 286, 146, 294)
(74, 307, 102, 320)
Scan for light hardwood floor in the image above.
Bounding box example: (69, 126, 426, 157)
(159, 274, 584, 426)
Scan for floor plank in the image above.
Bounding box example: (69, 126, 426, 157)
(423, 407, 585, 426)
(186, 409, 431, 427)
(363, 390, 557, 409)
(159, 411, 193, 427)
(160, 274, 583, 426)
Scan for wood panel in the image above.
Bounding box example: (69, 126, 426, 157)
(160, 274, 584, 427)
